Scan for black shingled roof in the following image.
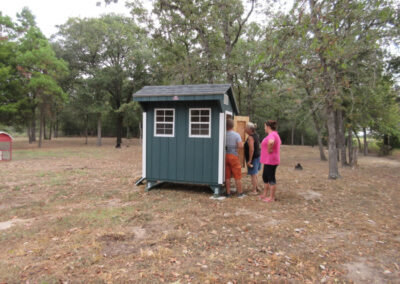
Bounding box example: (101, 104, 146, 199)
(133, 84, 238, 114)
(133, 84, 231, 97)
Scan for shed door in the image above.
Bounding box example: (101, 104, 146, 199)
(234, 116, 249, 167)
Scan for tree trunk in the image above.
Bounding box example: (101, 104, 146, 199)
(316, 129, 327, 161)
(49, 121, 52, 140)
(363, 127, 368, 156)
(235, 76, 242, 112)
(246, 88, 252, 117)
(310, 107, 327, 161)
(336, 109, 347, 166)
(55, 118, 59, 138)
(85, 115, 88, 145)
(353, 129, 362, 151)
(348, 129, 353, 166)
(96, 114, 102, 146)
(31, 108, 36, 142)
(116, 114, 123, 148)
(238, 86, 241, 112)
(352, 147, 358, 168)
(291, 126, 295, 145)
(38, 109, 44, 148)
(341, 133, 348, 166)
(327, 106, 339, 179)
(43, 115, 48, 140)
(27, 123, 33, 144)
(309, 0, 338, 178)
(301, 132, 304, 146)
(382, 134, 390, 156)
(335, 111, 340, 161)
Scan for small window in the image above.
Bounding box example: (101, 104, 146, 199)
(189, 108, 211, 138)
(154, 108, 175, 137)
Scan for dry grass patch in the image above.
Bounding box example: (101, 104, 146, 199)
(0, 139, 399, 283)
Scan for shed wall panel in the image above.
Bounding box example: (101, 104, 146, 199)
(145, 101, 220, 185)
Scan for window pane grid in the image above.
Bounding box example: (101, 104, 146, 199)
(189, 108, 211, 138)
(154, 109, 174, 137)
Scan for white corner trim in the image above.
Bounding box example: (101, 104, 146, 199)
(225, 110, 233, 116)
(218, 112, 225, 184)
(142, 112, 147, 178)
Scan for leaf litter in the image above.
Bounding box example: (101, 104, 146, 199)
(0, 138, 399, 282)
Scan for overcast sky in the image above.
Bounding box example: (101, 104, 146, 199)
(1, 0, 131, 37)
(1, 0, 293, 37)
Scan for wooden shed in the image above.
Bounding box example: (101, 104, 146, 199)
(133, 84, 239, 195)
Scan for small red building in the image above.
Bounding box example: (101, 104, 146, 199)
(0, 132, 13, 161)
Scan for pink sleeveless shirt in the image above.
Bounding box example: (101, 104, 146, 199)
(260, 131, 281, 165)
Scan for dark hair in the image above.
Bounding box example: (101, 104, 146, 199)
(265, 120, 277, 131)
(226, 118, 234, 130)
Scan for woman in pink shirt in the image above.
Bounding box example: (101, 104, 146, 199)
(259, 120, 281, 202)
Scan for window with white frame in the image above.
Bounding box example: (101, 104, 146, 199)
(189, 108, 211, 138)
(154, 108, 175, 137)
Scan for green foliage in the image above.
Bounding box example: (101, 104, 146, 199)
(1, 8, 67, 136)
(55, 13, 152, 143)
(117, 102, 141, 129)
(1, 1, 399, 157)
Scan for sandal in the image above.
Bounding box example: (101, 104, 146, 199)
(262, 197, 274, 202)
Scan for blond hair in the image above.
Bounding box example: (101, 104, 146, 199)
(246, 122, 257, 132)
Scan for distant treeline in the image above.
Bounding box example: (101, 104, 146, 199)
(1, 0, 400, 178)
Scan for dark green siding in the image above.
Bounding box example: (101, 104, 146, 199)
(146, 101, 221, 185)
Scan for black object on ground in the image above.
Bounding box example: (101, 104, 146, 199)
(295, 163, 303, 170)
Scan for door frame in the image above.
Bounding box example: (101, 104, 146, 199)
(218, 111, 233, 184)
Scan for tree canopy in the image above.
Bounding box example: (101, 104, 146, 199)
(1, 0, 399, 178)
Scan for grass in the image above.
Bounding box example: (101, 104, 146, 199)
(12, 149, 96, 160)
(0, 137, 399, 283)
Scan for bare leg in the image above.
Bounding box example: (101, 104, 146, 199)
(235, 179, 242, 194)
(261, 183, 269, 199)
(269, 184, 276, 201)
(251, 175, 258, 192)
(225, 178, 231, 195)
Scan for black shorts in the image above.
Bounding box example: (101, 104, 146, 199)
(262, 164, 278, 185)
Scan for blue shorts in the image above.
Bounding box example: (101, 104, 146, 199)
(247, 156, 261, 175)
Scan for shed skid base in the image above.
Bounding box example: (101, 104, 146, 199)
(146, 181, 164, 191)
(210, 185, 223, 197)
(135, 177, 146, 186)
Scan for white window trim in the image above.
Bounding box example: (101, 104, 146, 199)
(189, 108, 212, 138)
(154, 108, 175, 137)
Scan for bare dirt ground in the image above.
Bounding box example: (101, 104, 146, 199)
(0, 137, 399, 283)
